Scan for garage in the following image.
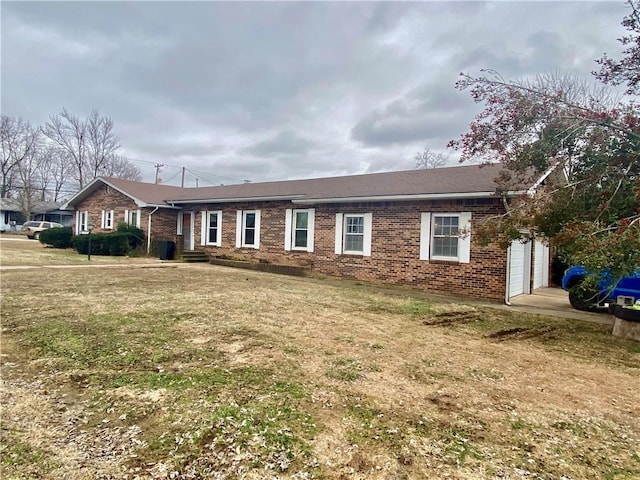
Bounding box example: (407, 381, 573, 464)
(508, 239, 531, 298)
(508, 238, 550, 300)
(532, 239, 550, 290)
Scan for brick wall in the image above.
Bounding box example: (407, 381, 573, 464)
(183, 198, 508, 301)
(75, 184, 509, 300)
(73, 184, 180, 249)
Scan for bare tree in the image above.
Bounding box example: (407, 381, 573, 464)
(102, 154, 142, 181)
(46, 147, 74, 202)
(15, 130, 44, 220)
(414, 147, 449, 169)
(42, 109, 88, 188)
(31, 145, 73, 202)
(42, 108, 139, 189)
(86, 108, 120, 179)
(1, 115, 40, 198)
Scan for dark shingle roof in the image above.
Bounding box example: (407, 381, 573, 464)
(67, 164, 521, 208)
(165, 164, 512, 203)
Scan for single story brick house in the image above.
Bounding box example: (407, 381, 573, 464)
(62, 164, 550, 302)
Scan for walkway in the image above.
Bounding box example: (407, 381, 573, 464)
(505, 287, 613, 325)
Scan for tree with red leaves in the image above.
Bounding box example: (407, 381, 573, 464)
(449, 3, 640, 282)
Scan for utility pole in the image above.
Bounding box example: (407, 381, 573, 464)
(154, 163, 164, 184)
(181, 167, 185, 188)
(195, 178, 199, 188)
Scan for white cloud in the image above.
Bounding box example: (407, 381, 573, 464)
(1, 1, 630, 185)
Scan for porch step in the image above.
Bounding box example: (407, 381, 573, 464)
(181, 250, 210, 263)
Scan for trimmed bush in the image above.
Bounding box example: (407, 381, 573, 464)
(116, 223, 145, 250)
(39, 227, 73, 248)
(73, 232, 131, 256)
(72, 224, 147, 257)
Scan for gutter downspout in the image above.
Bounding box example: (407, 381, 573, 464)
(147, 207, 159, 254)
(505, 245, 512, 306)
(503, 195, 512, 306)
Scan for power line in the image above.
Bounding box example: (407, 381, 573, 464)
(161, 168, 182, 184)
(184, 167, 241, 186)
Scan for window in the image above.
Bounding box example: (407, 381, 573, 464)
(201, 210, 222, 246)
(432, 215, 459, 258)
(235, 210, 260, 249)
(420, 212, 471, 263)
(344, 215, 364, 253)
(76, 210, 89, 234)
(124, 209, 141, 228)
(284, 208, 315, 252)
(101, 210, 114, 230)
(334, 212, 372, 256)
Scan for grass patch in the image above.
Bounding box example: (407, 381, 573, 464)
(325, 357, 364, 381)
(0, 436, 49, 467)
(1, 245, 639, 479)
(400, 300, 432, 316)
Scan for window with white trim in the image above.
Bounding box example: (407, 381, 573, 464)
(76, 210, 89, 234)
(235, 210, 261, 249)
(334, 212, 372, 256)
(344, 215, 364, 253)
(201, 210, 222, 246)
(420, 212, 472, 263)
(124, 209, 141, 228)
(101, 210, 114, 230)
(433, 215, 459, 259)
(284, 208, 315, 252)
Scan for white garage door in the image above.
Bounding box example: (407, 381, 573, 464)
(533, 240, 550, 290)
(509, 240, 531, 298)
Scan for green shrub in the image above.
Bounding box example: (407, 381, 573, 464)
(116, 223, 145, 249)
(73, 232, 130, 256)
(39, 227, 73, 248)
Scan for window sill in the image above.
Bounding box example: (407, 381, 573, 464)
(429, 259, 460, 265)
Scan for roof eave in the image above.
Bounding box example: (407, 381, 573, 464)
(167, 194, 305, 205)
(292, 191, 525, 204)
(62, 177, 155, 209)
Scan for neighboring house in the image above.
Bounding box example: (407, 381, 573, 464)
(31, 201, 74, 227)
(62, 164, 550, 302)
(0, 198, 73, 231)
(0, 198, 26, 232)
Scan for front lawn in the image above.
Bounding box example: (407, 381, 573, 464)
(1, 247, 638, 479)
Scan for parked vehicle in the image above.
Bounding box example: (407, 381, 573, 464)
(22, 221, 64, 240)
(562, 266, 640, 312)
(613, 301, 640, 322)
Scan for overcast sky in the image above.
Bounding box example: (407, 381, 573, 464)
(1, 1, 630, 187)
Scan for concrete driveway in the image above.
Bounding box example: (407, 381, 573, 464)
(505, 287, 613, 325)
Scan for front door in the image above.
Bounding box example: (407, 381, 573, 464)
(183, 212, 193, 250)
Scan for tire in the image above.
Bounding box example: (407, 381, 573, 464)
(613, 305, 640, 322)
(568, 281, 601, 311)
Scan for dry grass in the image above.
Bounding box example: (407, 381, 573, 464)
(1, 244, 639, 479)
(0, 236, 159, 266)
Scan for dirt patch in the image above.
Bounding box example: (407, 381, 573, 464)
(422, 310, 485, 326)
(486, 325, 558, 341)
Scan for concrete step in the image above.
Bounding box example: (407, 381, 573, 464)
(181, 250, 209, 263)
